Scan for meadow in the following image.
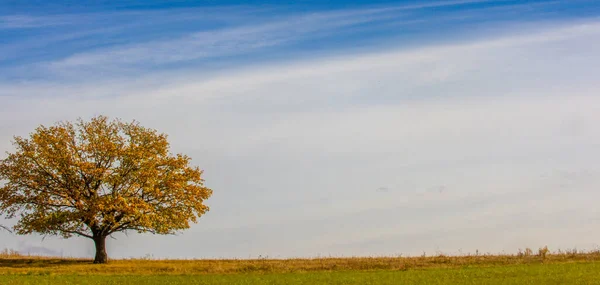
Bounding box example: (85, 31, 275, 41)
(1, 248, 600, 284)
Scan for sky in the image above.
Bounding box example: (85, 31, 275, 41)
(1, 0, 600, 259)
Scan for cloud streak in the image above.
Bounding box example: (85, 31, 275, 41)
(0, 15, 71, 29)
(37, 0, 539, 70)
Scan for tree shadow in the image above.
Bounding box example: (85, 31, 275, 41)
(0, 258, 92, 268)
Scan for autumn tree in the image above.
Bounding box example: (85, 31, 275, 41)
(0, 116, 212, 263)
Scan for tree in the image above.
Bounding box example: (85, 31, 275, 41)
(0, 116, 212, 263)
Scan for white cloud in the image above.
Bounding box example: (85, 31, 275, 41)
(0, 15, 71, 29)
(1, 19, 600, 258)
(46, 0, 500, 69)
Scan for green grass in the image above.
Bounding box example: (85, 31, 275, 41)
(2, 262, 600, 284)
(1, 249, 599, 284)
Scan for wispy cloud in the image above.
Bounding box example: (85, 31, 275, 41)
(49, 11, 398, 68)
(0, 0, 579, 82)
(0, 15, 71, 29)
(47, 0, 511, 69)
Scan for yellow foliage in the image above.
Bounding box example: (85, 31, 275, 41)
(0, 116, 212, 262)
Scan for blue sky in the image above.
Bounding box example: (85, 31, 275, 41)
(2, 0, 600, 258)
(3, 0, 600, 80)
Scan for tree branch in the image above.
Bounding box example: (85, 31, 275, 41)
(0, 225, 12, 233)
(63, 229, 93, 239)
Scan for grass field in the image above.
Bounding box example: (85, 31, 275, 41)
(1, 249, 600, 284)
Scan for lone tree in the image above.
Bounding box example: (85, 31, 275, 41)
(0, 116, 212, 263)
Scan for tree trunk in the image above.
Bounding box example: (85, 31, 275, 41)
(93, 235, 108, 264)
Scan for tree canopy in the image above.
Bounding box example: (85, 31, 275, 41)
(0, 116, 212, 263)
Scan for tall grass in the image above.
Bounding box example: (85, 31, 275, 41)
(0, 247, 599, 275)
(0, 248, 22, 259)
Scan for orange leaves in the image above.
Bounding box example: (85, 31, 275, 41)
(0, 115, 212, 239)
